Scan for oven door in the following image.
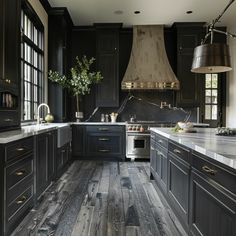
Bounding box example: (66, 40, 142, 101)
(126, 133, 150, 159)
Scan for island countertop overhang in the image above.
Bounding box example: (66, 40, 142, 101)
(150, 127, 236, 171)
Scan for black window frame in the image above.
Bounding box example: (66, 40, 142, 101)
(21, 0, 44, 122)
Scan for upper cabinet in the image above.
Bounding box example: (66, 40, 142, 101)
(48, 8, 73, 122)
(174, 23, 205, 107)
(95, 24, 122, 108)
(0, 0, 21, 131)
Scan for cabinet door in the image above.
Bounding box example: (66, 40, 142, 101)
(176, 24, 204, 107)
(4, 0, 20, 88)
(72, 125, 84, 157)
(150, 138, 156, 175)
(36, 134, 48, 198)
(190, 170, 236, 236)
(168, 153, 190, 227)
(47, 131, 56, 182)
(96, 30, 119, 107)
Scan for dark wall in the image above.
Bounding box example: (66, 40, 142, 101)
(69, 26, 197, 123)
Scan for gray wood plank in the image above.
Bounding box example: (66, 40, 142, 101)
(71, 206, 94, 236)
(89, 192, 108, 236)
(125, 226, 140, 236)
(107, 162, 125, 236)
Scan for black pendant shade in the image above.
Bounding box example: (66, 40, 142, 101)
(191, 43, 232, 73)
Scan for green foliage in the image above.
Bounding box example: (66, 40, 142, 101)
(48, 55, 103, 97)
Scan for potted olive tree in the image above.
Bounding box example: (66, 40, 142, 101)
(48, 55, 103, 121)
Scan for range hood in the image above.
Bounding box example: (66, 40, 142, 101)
(121, 25, 180, 90)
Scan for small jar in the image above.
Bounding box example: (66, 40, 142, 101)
(101, 114, 105, 122)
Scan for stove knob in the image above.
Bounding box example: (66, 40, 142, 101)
(132, 126, 136, 131)
(140, 126, 144, 132)
(136, 126, 140, 131)
(128, 126, 132, 131)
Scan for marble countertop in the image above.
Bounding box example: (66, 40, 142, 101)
(71, 122, 126, 125)
(0, 123, 70, 144)
(150, 127, 236, 170)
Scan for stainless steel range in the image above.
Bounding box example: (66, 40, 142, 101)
(126, 121, 174, 160)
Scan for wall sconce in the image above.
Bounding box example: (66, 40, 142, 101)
(191, 0, 236, 73)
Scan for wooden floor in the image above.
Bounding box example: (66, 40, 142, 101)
(12, 161, 187, 236)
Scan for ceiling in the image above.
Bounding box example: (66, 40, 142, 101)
(48, 0, 236, 28)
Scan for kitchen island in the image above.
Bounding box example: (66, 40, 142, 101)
(150, 127, 236, 236)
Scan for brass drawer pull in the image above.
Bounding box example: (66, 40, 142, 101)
(99, 149, 110, 152)
(98, 128, 109, 131)
(15, 170, 26, 176)
(16, 147, 25, 152)
(4, 118, 13, 122)
(173, 149, 181, 154)
(16, 196, 27, 205)
(98, 138, 110, 141)
(202, 165, 217, 175)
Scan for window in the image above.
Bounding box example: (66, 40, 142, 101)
(21, 2, 44, 121)
(204, 74, 218, 120)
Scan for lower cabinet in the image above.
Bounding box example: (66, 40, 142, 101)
(57, 142, 71, 177)
(150, 132, 168, 194)
(72, 125, 85, 157)
(190, 169, 236, 236)
(0, 137, 34, 236)
(150, 132, 236, 236)
(36, 130, 56, 199)
(72, 125, 126, 161)
(168, 152, 190, 227)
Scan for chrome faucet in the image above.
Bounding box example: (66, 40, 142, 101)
(37, 103, 50, 124)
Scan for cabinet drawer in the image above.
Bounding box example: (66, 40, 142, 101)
(6, 185, 34, 233)
(86, 134, 123, 155)
(192, 152, 236, 195)
(169, 141, 190, 164)
(6, 154, 33, 190)
(0, 111, 18, 127)
(155, 133, 168, 149)
(86, 125, 124, 133)
(5, 137, 34, 162)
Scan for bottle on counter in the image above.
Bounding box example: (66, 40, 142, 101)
(101, 113, 105, 122)
(105, 114, 109, 122)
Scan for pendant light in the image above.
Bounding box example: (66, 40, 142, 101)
(191, 0, 236, 74)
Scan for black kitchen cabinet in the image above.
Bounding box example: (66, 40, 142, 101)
(36, 130, 56, 199)
(150, 132, 168, 194)
(57, 142, 71, 178)
(0, 137, 34, 236)
(72, 125, 85, 157)
(72, 125, 125, 161)
(95, 24, 122, 107)
(150, 135, 156, 178)
(85, 125, 125, 160)
(190, 169, 236, 236)
(48, 8, 73, 122)
(174, 23, 204, 107)
(0, 0, 20, 131)
(168, 141, 191, 228)
(190, 152, 236, 236)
